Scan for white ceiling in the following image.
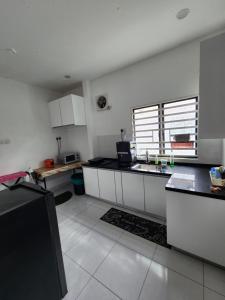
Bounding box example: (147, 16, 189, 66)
(0, 0, 225, 92)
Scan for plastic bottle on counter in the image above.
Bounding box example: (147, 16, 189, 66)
(170, 152, 175, 167)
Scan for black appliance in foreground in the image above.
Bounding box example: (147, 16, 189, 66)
(0, 182, 67, 300)
(116, 141, 132, 166)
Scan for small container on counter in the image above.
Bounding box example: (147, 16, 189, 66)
(160, 158, 168, 168)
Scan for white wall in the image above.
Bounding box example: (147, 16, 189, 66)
(66, 126, 90, 161)
(0, 76, 70, 189)
(90, 39, 222, 164)
(61, 82, 91, 161)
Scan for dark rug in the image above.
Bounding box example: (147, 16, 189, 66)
(55, 191, 73, 206)
(101, 208, 170, 248)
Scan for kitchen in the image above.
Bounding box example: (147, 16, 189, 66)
(1, 1, 225, 300)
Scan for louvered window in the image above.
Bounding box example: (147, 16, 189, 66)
(132, 97, 198, 158)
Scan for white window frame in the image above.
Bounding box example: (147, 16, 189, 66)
(132, 96, 199, 159)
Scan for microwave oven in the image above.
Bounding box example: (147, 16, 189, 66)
(58, 152, 80, 165)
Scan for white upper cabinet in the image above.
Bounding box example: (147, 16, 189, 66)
(122, 172, 145, 211)
(71, 95, 86, 126)
(60, 95, 75, 126)
(48, 94, 86, 127)
(144, 175, 168, 218)
(199, 32, 225, 139)
(48, 99, 62, 128)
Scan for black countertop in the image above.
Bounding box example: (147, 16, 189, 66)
(83, 159, 225, 200)
(83, 159, 172, 176)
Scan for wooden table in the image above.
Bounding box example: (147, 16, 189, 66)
(34, 161, 85, 189)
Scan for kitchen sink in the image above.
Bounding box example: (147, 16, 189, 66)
(131, 163, 172, 175)
(131, 164, 156, 172)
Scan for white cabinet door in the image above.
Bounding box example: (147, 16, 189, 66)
(60, 95, 75, 126)
(144, 175, 168, 218)
(98, 169, 117, 203)
(122, 172, 144, 211)
(49, 94, 86, 127)
(83, 167, 99, 198)
(115, 171, 123, 205)
(166, 191, 225, 267)
(72, 95, 86, 125)
(48, 100, 62, 127)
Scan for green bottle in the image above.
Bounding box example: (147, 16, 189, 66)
(170, 153, 175, 167)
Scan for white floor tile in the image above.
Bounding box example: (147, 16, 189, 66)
(73, 195, 96, 207)
(139, 261, 203, 300)
(59, 219, 77, 239)
(57, 212, 69, 225)
(60, 222, 90, 253)
(204, 263, 225, 296)
(55, 192, 209, 300)
(93, 220, 124, 242)
(204, 288, 225, 300)
(80, 204, 108, 219)
(77, 278, 120, 300)
(118, 231, 156, 259)
(95, 243, 151, 300)
(73, 213, 99, 229)
(88, 198, 113, 210)
(63, 255, 90, 299)
(74, 205, 108, 228)
(153, 245, 203, 284)
(59, 218, 89, 240)
(57, 197, 91, 218)
(67, 230, 115, 274)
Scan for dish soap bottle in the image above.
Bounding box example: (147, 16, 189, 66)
(170, 152, 175, 167)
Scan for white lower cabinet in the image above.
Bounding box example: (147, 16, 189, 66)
(144, 175, 168, 218)
(115, 171, 123, 205)
(83, 166, 169, 218)
(83, 167, 100, 198)
(98, 169, 117, 203)
(122, 172, 145, 211)
(166, 191, 225, 267)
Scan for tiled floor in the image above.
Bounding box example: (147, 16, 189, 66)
(56, 189, 225, 300)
